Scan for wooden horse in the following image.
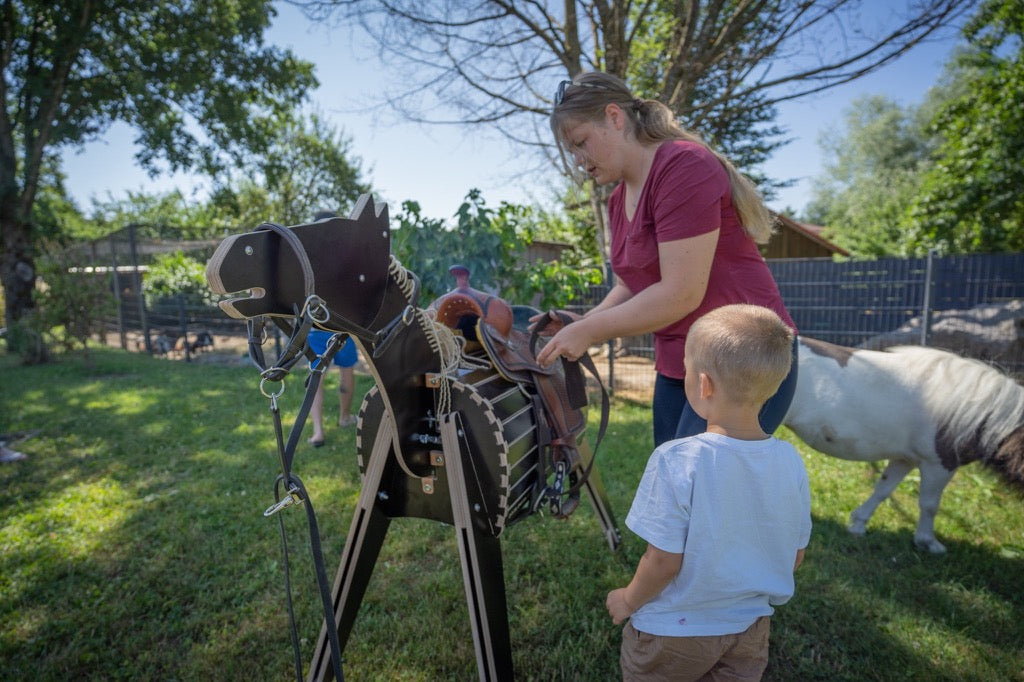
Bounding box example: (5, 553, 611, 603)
(784, 337, 1024, 553)
(205, 195, 621, 681)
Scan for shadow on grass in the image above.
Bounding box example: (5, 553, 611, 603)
(2, 349, 1022, 680)
(1, 350, 367, 679)
(769, 516, 1024, 682)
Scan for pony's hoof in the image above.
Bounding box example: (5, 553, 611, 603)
(914, 536, 947, 554)
(847, 519, 868, 536)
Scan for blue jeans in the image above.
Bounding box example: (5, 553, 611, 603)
(652, 337, 799, 447)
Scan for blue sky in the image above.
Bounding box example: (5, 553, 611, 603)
(60, 3, 966, 222)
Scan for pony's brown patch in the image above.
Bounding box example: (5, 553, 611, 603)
(992, 425, 1024, 490)
(800, 337, 854, 367)
(935, 422, 984, 472)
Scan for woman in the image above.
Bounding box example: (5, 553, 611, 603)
(535, 72, 797, 446)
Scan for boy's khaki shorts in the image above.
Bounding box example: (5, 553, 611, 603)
(620, 616, 770, 682)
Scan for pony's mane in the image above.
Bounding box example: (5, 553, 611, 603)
(889, 345, 1024, 453)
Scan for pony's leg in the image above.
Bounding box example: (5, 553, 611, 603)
(848, 458, 915, 536)
(913, 460, 956, 554)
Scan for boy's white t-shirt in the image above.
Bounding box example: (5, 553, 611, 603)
(625, 432, 812, 637)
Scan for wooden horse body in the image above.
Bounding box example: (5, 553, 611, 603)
(206, 195, 621, 680)
(784, 336, 1024, 553)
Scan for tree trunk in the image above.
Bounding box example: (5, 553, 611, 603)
(1, 221, 35, 328)
(1, 218, 47, 362)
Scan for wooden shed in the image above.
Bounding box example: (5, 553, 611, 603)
(761, 214, 849, 259)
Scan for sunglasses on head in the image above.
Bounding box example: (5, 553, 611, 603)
(554, 79, 614, 106)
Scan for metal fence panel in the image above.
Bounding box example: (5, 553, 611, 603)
(767, 253, 1024, 354)
(86, 247, 1024, 391)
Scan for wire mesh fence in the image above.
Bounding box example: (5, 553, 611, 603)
(585, 252, 1024, 399)
(68, 232, 1024, 399)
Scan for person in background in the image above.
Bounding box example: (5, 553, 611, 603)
(606, 304, 811, 681)
(537, 72, 798, 446)
(307, 330, 358, 448)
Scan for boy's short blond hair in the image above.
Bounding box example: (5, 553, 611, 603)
(685, 304, 794, 406)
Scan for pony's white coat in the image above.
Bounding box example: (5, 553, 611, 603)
(784, 337, 1024, 553)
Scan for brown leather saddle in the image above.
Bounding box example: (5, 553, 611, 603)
(430, 265, 606, 518)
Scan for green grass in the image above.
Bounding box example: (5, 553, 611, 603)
(2, 346, 1023, 681)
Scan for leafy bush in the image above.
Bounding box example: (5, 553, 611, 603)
(10, 246, 115, 364)
(143, 251, 216, 307)
(391, 190, 603, 308)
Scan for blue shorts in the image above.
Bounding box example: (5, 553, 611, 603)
(308, 330, 358, 369)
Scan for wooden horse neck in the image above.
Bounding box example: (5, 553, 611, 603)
(353, 257, 457, 405)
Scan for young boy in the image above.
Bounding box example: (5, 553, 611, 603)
(607, 304, 811, 681)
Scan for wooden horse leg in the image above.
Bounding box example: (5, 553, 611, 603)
(848, 458, 915, 538)
(308, 414, 396, 682)
(440, 412, 514, 682)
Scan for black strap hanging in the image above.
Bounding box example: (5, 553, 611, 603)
(257, 328, 349, 682)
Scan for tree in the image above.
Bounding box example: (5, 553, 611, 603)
(1, 1, 316, 338)
(206, 112, 371, 227)
(83, 113, 370, 241)
(391, 190, 603, 308)
(905, 0, 1024, 253)
(804, 95, 934, 256)
(27, 243, 114, 364)
(84, 189, 223, 241)
(806, 0, 1024, 256)
(294, 0, 975, 181)
(143, 250, 217, 308)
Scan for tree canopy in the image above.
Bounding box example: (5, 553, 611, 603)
(905, 0, 1024, 253)
(391, 190, 603, 308)
(1, 0, 316, 335)
(806, 0, 1024, 256)
(294, 0, 975, 180)
(205, 112, 371, 228)
(83, 112, 371, 241)
(804, 95, 934, 256)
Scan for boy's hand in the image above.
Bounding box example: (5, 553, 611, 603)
(606, 588, 636, 625)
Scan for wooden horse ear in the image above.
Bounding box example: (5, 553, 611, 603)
(205, 193, 393, 327)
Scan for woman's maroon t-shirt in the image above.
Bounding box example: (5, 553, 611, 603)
(608, 140, 795, 379)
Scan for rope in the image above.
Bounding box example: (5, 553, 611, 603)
(387, 255, 418, 301)
(388, 255, 463, 414)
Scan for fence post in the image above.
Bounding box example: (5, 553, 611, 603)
(920, 249, 935, 346)
(109, 235, 127, 350)
(606, 338, 615, 398)
(178, 294, 191, 363)
(128, 224, 153, 353)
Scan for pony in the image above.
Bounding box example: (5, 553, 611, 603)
(783, 337, 1024, 553)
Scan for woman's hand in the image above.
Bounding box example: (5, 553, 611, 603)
(606, 588, 636, 625)
(534, 314, 593, 367)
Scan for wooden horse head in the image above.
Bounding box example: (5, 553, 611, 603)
(205, 194, 393, 332)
